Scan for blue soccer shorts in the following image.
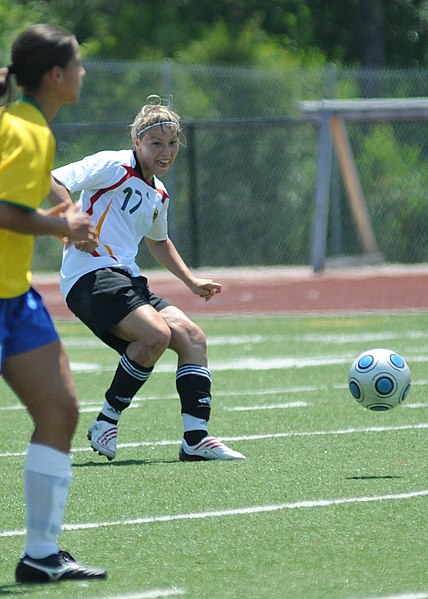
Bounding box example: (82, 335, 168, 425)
(0, 287, 59, 371)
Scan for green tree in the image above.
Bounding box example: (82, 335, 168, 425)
(2, 0, 428, 67)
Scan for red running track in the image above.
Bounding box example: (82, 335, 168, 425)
(33, 264, 428, 320)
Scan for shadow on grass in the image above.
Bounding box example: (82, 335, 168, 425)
(73, 457, 179, 467)
(0, 585, 31, 596)
(346, 475, 402, 480)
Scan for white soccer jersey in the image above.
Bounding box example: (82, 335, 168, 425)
(53, 149, 169, 299)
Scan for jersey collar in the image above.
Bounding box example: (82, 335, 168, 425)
(21, 95, 46, 118)
(132, 151, 155, 188)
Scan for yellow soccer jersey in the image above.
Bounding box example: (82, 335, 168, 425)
(0, 97, 55, 298)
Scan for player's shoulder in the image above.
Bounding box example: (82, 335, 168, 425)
(6, 98, 48, 128)
(152, 176, 169, 203)
(2, 101, 50, 142)
(152, 175, 168, 193)
(86, 148, 134, 169)
(0, 109, 17, 136)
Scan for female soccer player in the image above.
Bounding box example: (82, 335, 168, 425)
(0, 24, 106, 583)
(50, 96, 246, 463)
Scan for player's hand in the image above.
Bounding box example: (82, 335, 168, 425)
(189, 278, 222, 302)
(62, 203, 98, 244)
(74, 238, 99, 252)
(40, 202, 71, 217)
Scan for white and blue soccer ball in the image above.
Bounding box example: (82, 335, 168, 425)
(348, 348, 411, 411)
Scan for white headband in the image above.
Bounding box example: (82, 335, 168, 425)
(137, 121, 178, 137)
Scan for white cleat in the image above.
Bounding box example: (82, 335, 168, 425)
(179, 436, 246, 461)
(87, 420, 117, 461)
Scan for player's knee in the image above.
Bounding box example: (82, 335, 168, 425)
(45, 394, 79, 439)
(189, 323, 206, 348)
(174, 320, 207, 354)
(151, 324, 171, 354)
(62, 393, 79, 429)
(132, 324, 171, 364)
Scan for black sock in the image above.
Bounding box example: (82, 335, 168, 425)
(176, 364, 212, 445)
(184, 430, 208, 445)
(99, 353, 153, 418)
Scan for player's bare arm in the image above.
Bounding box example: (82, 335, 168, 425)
(48, 176, 74, 207)
(145, 237, 222, 301)
(0, 202, 97, 242)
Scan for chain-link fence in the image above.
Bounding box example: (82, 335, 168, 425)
(30, 60, 428, 271)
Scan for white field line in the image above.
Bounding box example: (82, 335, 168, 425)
(90, 590, 185, 599)
(2, 388, 425, 414)
(67, 352, 428, 373)
(224, 401, 310, 411)
(0, 423, 427, 459)
(333, 380, 428, 389)
(81, 400, 312, 414)
(82, 399, 313, 414)
(1, 489, 427, 539)
(79, 400, 424, 414)
(347, 592, 428, 599)
(0, 385, 325, 413)
(62, 330, 428, 350)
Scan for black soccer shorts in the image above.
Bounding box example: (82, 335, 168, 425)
(66, 267, 171, 355)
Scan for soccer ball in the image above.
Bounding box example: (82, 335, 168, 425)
(348, 348, 411, 411)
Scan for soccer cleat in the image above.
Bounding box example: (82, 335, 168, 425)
(15, 550, 107, 583)
(87, 420, 117, 460)
(179, 436, 246, 461)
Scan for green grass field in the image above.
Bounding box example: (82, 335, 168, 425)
(1, 312, 427, 599)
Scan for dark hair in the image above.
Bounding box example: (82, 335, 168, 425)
(0, 23, 76, 100)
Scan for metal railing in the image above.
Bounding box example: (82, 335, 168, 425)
(27, 60, 428, 272)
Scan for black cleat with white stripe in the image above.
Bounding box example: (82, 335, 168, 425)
(15, 550, 107, 583)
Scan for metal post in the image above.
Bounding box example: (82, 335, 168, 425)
(186, 123, 200, 268)
(327, 63, 342, 256)
(311, 106, 333, 272)
(331, 115, 380, 256)
(162, 59, 177, 241)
